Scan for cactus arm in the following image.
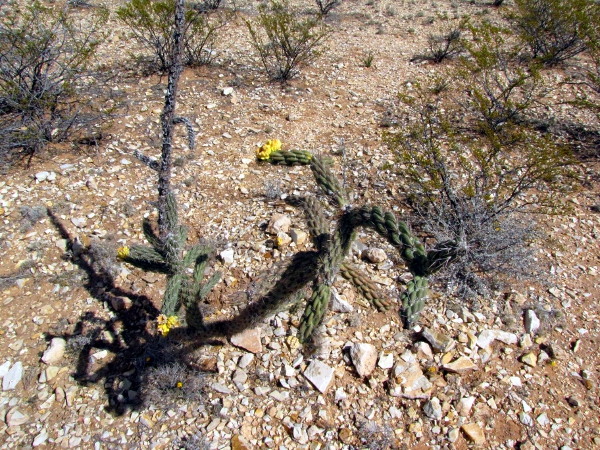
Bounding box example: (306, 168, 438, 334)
(400, 276, 429, 329)
(298, 284, 331, 343)
(173, 116, 195, 150)
(339, 262, 391, 311)
(286, 195, 329, 249)
(134, 150, 160, 171)
(163, 273, 184, 316)
(197, 271, 221, 300)
(123, 245, 169, 273)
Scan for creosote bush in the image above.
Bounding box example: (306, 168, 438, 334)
(117, 0, 227, 72)
(411, 20, 465, 64)
(245, 0, 330, 81)
(508, 0, 594, 66)
(0, 1, 108, 166)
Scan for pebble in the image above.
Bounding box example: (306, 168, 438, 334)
(521, 352, 537, 367)
(6, 407, 29, 426)
(377, 352, 394, 369)
(220, 248, 235, 264)
(0, 360, 11, 378)
(42, 338, 66, 365)
(303, 360, 335, 393)
(290, 228, 307, 245)
(442, 356, 477, 373)
(362, 247, 387, 263)
(330, 289, 353, 313)
(32, 431, 49, 447)
(421, 328, 456, 353)
(413, 341, 433, 359)
(350, 343, 378, 377)
(456, 396, 476, 416)
(524, 310, 541, 335)
(238, 353, 254, 369)
(231, 327, 262, 353)
(423, 397, 442, 420)
(461, 423, 485, 444)
(211, 382, 232, 394)
(266, 214, 291, 234)
(222, 87, 234, 96)
(477, 329, 518, 348)
(2, 361, 23, 391)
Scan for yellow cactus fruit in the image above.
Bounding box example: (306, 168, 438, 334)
(256, 139, 282, 160)
(117, 246, 130, 259)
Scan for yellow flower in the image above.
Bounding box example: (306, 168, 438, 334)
(117, 246, 130, 259)
(157, 314, 168, 325)
(157, 323, 170, 336)
(176, 381, 183, 389)
(156, 315, 179, 336)
(276, 236, 283, 247)
(256, 139, 282, 160)
(166, 315, 180, 328)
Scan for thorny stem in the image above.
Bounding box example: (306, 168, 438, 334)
(157, 0, 185, 240)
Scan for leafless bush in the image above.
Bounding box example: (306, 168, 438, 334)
(411, 27, 464, 63)
(141, 362, 208, 407)
(315, 0, 340, 17)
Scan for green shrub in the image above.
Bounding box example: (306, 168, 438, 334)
(411, 20, 465, 63)
(0, 1, 108, 165)
(315, 0, 341, 17)
(117, 0, 227, 72)
(508, 0, 594, 65)
(245, 0, 330, 81)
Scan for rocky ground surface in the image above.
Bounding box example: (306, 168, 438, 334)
(0, 0, 599, 449)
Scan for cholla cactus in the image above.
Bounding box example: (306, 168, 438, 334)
(120, 0, 220, 333)
(256, 145, 459, 339)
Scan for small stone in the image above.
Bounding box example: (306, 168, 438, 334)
(2, 362, 23, 391)
(276, 231, 292, 247)
(350, 343, 378, 377)
(86, 177, 98, 190)
(567, 396, 582, 408)
(334, 387, 347, 403)
(330, 289, 353, 313)
(139, 413, 154, 428)
(211, 382, 232, 394)
(461, 423, 485, 444)
(33, 431, 49, 447)
(232, 369, 248, 384)
(423, 397, 442, 420)
(378, 352, 394, 369)
(110, 296, 133, 311)
(231, 328, 262, 353)
(231, 435, 251, 450)
(422, 328, 456, 353)
(442, 356, 477, 373)
(42, 338, 66, 365)
(65, 386, 77, 406)
(547, 343, 568, 360)
(447, 427, 459, 443)
(521, 352, 537, 367)
(45, 366, 60, 381)
(290, 228, 307, 245)
(222, 87, 234, 96)
(238, 353, 254, 369)
(456, 396, 476, 417)
(413, 341, 433, 360)
(304, 360, 335, 393)
(477, 329, 517, 348)
(362, 248, 387, 263)
(537, 413, 550, 426)
(35, 171, 49, 182)
(266, 214, 291, 234)
(520, 412, 533, 426)
(0, 360, 11, 378)
(338, 428, 352, 444)
(524, 310, 541, 335)
(520, 334, 533, 348)
(40, 305, 55, 315)
(220, 248, 235, 264)
(6, 408, 29, 426)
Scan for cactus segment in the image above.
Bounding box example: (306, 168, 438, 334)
(339, 262, 391, 311)
(309, 155, 348, 206)
(125, 245, 169, 273)
(142, 218, 163, 253)
(400, 276, 429, 329)
(197, 271, 221, 300)
(299, 284, 331, 343)
(163, 273, 183, 317)
(165, 192, 179, 233)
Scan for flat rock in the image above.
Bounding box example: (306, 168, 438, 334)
(524, 310, 541, 335)
(442, 356, 477, 373)
(422, 328, 456, 353)
(330, 290, 353, 313)
(304, 360, 335, 394)
(220, 248, 235, 264)
(350, 343, 378, 377)
(423, 397, 442, 420)
(2, 362, 23, 391)
(413, 341, 433, 360)
(230, 328, 262, 353)
(6, 407, 29, 426)
(377, 352, 394, 369)
(266, 214, 291, 234)
(521, 352, 537, 367)
(477, 329, 517, 348)
(238, 353, 254, 369)
(461, 423, 485, 444)
(290, 228, 307, 245)
(0, 361, 11, 378)
(390, 361, 432, 399)
(211, 382, 232, 394)
(33, 431, 49, 447)
(456, 396, 476, 416)
(42, 338, 66, 365)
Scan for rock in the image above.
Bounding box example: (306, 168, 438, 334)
(35, 171, 49, 182)
(232, 369, 248, 384)
(456, 396, 476, 416)
(231, 435, 251, 450)
(110, 296, 133, 311)
(330, 289, 353, 313)
(520, 412, 533, 426)
(304, 360, 335, 394)
(0, 361, 11, 378)
(220, 248, 235, 264)
(442, 356, 477, 373)
(334, 387, 347, 403)
(290, 229, 307, 245)
(33, 431, 49, 447)
(86, 177, 98, 190)
(45, 366, 60, 382)
(423, 397, 442, 420)
(266, 214, 291, 234)
(211, 382, 232, 394)
(421, 328, 456, 353)
(521, 352, 537, 367)
(2, 362, 23, 391)
(65, 386, 77, 406)
(350, 343, 378, 377)
(537, 413, 550, 426)
(222, 87, 234, 96)
(276, 231, 292, 247)
(567, 396, 582, 408)
(476, 329, 517, 348)
(139, 413, 155, 428)
(413, 341, 433, 360)
(6, 407, 29, 426)
(447, 427, 459, 443)
(42, 338, 66, 365)
(520, 334, 533, 348)
(378, 352, 394, 369)
(238, 353, 254, 369)
(231, 328, 262, 354)
(390, 362, 432, 399)
(524, 310, 541, 335)
(461, 423, 485, 444)
(547, 343, 568, 360)
(362, 248, 387, 263)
